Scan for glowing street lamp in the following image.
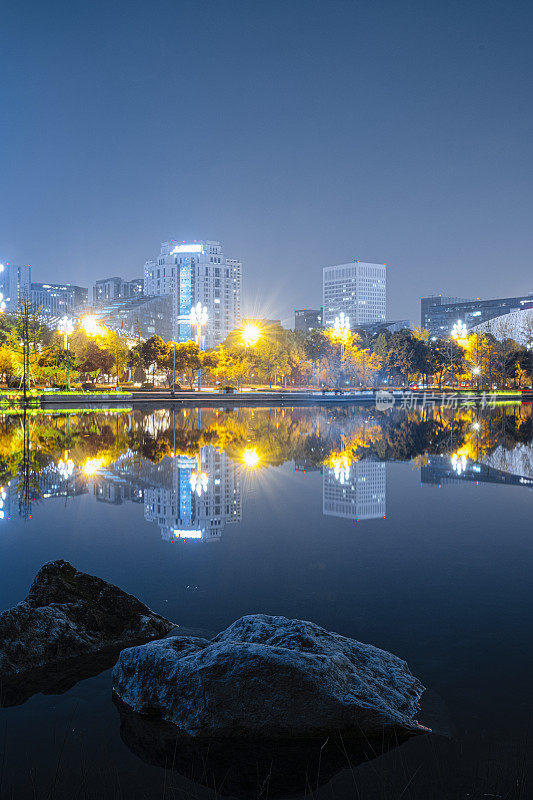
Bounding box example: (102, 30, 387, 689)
(190, 470, 209, 497)
(241, 323, 261, 347)
(328, 451, 352, 484)
(190, 302, 208, 348)
(57, 315, 74, 345)
(242, 447, 260, 468)
(451, 452, 467, 475)
(451, 320, 468, 341)
(57, 457, 75, 480)
(190, 452, 209, 497)
(57, 316, 75, 390)
(190, 302, 208, 391)
(0, 292, 6, 313)
(333, 312, 351, 343)
(82, 457, 104, 477)
(81, 314, 103, 337)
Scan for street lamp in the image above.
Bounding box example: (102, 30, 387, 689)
(57, 316, 74, 390)
(190, 302, 208, 391)
(241, 323, 261, 347)
(81, 314, 103, 337)
(190, 302, 208, 348)
(333, 312, 351, 343)
(0, 292, 6, 313)
(81, 314, 121, 387)
(242, 447, 260, 468)
(451, 320, 468, 341)
(448, 320, 468, 389)
(190, 453, 209, 497)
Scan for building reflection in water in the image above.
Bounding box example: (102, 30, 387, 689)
(0, 405, 530, 529)
(144, 449, 241, 543)
(323, 462, 386, 521)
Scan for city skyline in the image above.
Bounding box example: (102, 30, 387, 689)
(2, 1, 532, 327)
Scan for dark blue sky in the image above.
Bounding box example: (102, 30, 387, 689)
(1, 0, 532, 325)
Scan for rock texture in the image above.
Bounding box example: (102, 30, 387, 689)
(0, 560, 175, 677)
(113, 614, 427, 740)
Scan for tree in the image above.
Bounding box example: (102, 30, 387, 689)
(0, 345, 15, 385)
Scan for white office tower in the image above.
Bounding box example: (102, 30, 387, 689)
(144, 240, 242, 347)
(323, 461, 386, 521)
(322, 261, 386, 328)
(144, 447, 242, 543)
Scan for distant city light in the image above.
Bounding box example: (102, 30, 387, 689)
(172, 244, 204, 254)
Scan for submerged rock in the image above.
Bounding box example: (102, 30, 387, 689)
(113, 614, 427, 740)
(0, 560, 175, 677)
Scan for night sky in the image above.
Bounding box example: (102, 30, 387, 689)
(1, 0, 532, 325)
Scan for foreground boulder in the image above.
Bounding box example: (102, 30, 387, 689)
(113, 614, 427, 740)
(0, 560, 175, 677)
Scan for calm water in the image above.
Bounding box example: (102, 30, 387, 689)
(0, 404, 532, 799)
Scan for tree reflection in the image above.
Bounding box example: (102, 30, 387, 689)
(0, 404, 530, 520)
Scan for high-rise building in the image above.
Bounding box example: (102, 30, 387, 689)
(323, 461, 386, 521)
(322, 261, 386, 328)
(294, 308, 322, 332)
(31, 282, 88, 317)
(421, 293, 533, 336)
(93, 277, 144, 305)
(144, 448, 241, 543)
(144, 239, 242, 348)
(0, 263, 31, 311)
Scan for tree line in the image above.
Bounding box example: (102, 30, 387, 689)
(0, 307, 531, 390)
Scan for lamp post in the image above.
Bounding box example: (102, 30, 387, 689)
(332, 313, 350, 385)
(81, 314, 121, 387)
(190, 302, 208, 391)
(241, 323, 262, 388)
(57, 316, 74, 390)
(450, 320, 468, 388)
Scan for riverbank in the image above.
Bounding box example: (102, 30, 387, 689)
(37, 387, 532, 408)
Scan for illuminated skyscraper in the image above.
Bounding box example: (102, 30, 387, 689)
(322, 261, 386, 328)
(143, 240, 242, 347)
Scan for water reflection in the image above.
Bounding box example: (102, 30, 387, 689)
(0, 405, 531, 532)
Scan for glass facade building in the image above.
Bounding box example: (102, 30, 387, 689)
(421, 294, 533, 336)
(144, 239, 242, 347)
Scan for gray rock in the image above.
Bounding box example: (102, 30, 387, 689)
(0, 560, 175, 676)
(113, 614, 427, 739)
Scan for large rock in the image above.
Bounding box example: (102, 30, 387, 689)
(113, 614, 427, 740)
(0, 560, 175, 677)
